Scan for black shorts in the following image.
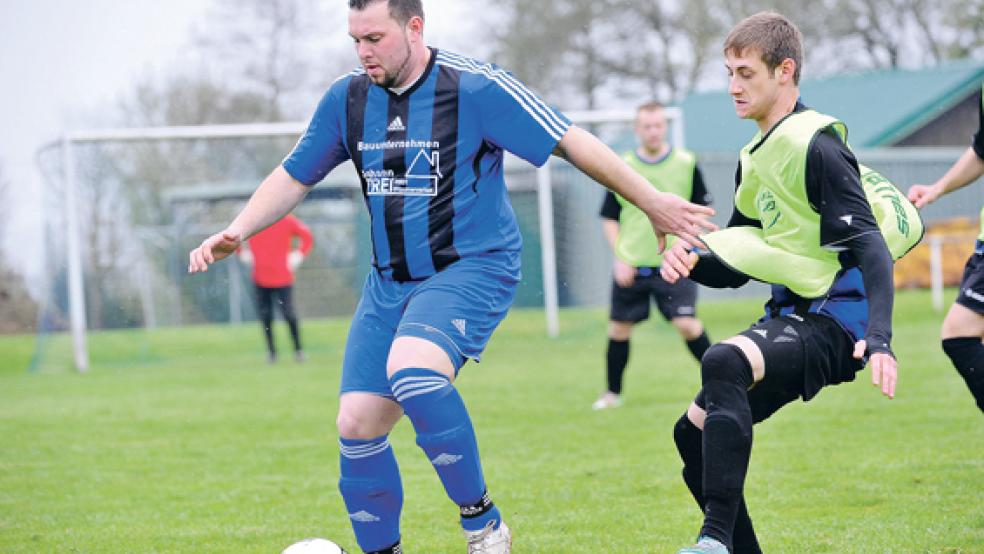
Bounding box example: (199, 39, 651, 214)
(610, 269, 698, 323)
(694, 313, 862, 424)
(955, 241, 984, 315)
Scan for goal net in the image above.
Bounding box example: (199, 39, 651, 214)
(33, 110, 685, 372)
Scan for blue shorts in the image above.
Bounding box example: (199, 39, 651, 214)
(340, 250, 521, 398)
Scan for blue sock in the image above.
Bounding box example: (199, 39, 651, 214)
(389, 367, 502, 532)
(338, 435, 403, 553)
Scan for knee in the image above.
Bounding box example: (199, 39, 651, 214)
(672, 317, 703, 340)
(608, 321, 633, 341)
(337, 410, 385, 440)
(700, 343, 753, 388)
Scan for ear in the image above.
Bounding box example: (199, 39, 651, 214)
(406, 15, 424, 39)
(776, 58, 796, 84)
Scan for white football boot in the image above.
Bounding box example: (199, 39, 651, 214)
(591, 391, 622, 410)
(464, 520, 511, 554)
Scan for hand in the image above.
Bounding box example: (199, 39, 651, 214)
(660, 241, 698, 284)
(639, 190, 717, 252)
(288, 250, 305, 272)
(613, 258, 636, 287)
(906, 183, 940, 208)
(188, 230, 242, 273)
(854, 340, 897, 399)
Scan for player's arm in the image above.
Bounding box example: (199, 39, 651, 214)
(661, 221, 754, 288)
(663, 167, 753, 287)
(553, 125, 716, 250)
(190, 78, 349, 274)
(809, 131, 897, 398)
(288, 216, 315, 271)
(599, 194, 635, 287)
(690, 164, 713, 206)
(908, 147, 984, 207)
(910, 91, 984, 207)
(294, 217, 315, 255)
(189, 167, 309, 273)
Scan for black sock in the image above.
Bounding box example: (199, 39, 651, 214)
(700, 344, 755, 550)
(674, 414, 762, 554)
(686, 331, 712, 361)
(942, 337, 984, 412)
(606, 338, 630, 394)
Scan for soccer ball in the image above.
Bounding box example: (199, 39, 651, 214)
(281, 538, 348, 554)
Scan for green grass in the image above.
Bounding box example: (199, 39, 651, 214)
(1, 289, 982, 553)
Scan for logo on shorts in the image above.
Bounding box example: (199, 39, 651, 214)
(774, 335, 796, 343)
(839, 214, 853, 226)
(964, 288, 984, 303)
(677, 306, 695, 315)
(431, 453, 463, 466)
(452, 318, 467, 335)
(752, 329, 768, 339)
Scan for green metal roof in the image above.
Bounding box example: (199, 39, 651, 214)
(681, 58, 984, 153)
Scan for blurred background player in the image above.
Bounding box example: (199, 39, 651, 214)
(238, 212, 313, 363)
(594, 101, 713, 410)
(188, 1, 715, 552)
(908, 81, 984, 413)
(661, 12, 918, 553)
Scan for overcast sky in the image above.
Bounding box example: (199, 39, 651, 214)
(0, 0, 473, 288)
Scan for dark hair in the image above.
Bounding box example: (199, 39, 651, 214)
(349, 0, 424, 25)
(724, 11, 803, 84)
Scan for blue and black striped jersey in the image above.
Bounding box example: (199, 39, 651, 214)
(284, 48, 570, 281)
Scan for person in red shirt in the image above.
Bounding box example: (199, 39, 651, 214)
(238, 213, 314, 362)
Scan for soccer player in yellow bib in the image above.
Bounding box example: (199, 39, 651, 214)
(660, 12, 921, 553)
(593, 102, 713, 410)
(908, 82, 984, 413)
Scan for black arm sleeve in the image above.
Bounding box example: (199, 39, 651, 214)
(599, 191, 621, 220)
(689, 252, 750, 288)
(840, 232, 895, 355)
(687, 161, 754, 288)
(727, 162, 764, 228)
(807, 130, 894, 355)
(973, 88, 984, 160)
(690, 165, 713, 206)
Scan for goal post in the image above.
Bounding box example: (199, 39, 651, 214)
(50, 109, 685, 371)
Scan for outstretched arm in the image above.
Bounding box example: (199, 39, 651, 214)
(553, 125, 716, 251)
(908, 147, 984, 207)
(188, 166, 309, 273)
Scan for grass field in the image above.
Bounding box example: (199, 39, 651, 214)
(1, 289, 982, 553)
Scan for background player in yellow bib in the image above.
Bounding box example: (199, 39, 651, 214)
(593, 102, 713, 410)
(907, 82, 984, 413)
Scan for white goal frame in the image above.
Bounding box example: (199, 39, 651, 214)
(54, 108, 685, 372)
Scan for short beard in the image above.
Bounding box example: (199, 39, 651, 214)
(377, 37, 413, 89)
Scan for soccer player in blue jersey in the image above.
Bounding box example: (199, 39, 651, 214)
(189, 1, 714, 552)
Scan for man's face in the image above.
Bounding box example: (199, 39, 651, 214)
(348, 1, 417, 88)
(725, 47, 782, 122)
(634, 108, 667, 153)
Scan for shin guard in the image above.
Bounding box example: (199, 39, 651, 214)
(338, 436, 403, 553)
(389, 368, 501, 532)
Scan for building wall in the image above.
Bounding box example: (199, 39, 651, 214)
(896, 92, 981, 147)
